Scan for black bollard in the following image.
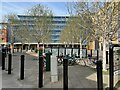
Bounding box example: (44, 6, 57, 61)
(97, 50, 99, 60)
(97, 60, 103, 90)
(2, 48, 5, 70)
(64, 47, 66, 56)
(78, 48, 80, 57)
(106, 51, 108, 64)
(58, 47, 59, 57)
(20, 55, 24, 80)
(109, 46, 114, 90)
(39, 56, 43, 88)
(63, 57, 68, 90)
(86, 49, 87, 58)
(71, 48, 73, 57)
(8, 54, 12, 74)
(90, 49, 92, 57)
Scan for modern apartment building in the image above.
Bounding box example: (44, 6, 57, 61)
(16, 15, 70, 43)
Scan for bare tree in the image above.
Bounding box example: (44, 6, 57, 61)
(4, 13, 18, 53)
(15, 20, 32, 52)
(60, 16, 89, 58)
(26, 4, 53, 53)
(66, 1, 119, 70)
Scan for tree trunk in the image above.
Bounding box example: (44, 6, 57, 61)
(103, 38, 106, 71)
(21, 44, 24, 53)
(80, 39, 82, 58)
(10, 43, 14, 54)
(37, 42, 40, 58)
(28, 44, 30, 51)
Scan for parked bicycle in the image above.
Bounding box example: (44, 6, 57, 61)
(57, 53, 64, 66)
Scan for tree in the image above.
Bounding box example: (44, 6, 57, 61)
(4, 13, 33, 53)
(4, 13, 18, 53)
(67, 1, 119, 70)
(26, 4, 53, 53)
(15, 20, 32, 52)
(60, 16, 89, 58)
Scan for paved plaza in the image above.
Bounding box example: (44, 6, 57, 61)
(1, 52, 120, 89)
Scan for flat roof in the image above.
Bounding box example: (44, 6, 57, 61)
(17, 15, 70, 18)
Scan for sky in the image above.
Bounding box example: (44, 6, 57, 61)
(0, 2, 70, 21)
(0, 0, 115, 21)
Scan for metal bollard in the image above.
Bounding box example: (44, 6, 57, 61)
(109, 46, 114, 90)
(58, 47, 59, 58)
(20, 55, 25, 80)
(64, 47, 66, 56)
(63, 57, 68, 90)
(97, 60, 103, 90)
(97, 50, 99, 61)
(90, 49, 92, 57)
(8, 54, 12, 74)
(71, 48, 73, 57)
(2, 49, 5, 70)
(39, 56, 43, 88)
(78, 48, 80, 57)
(106, 51, 108, 64)
(86, 49, 87, 58)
